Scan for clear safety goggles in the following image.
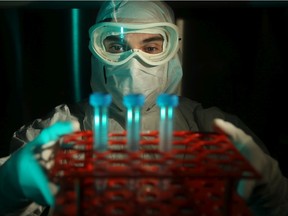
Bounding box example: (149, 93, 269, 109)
(89, 22, 180, 66)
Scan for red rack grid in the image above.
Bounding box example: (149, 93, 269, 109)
(49, 130, 260, 216)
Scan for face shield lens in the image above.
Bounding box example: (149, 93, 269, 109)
(89, 23, 179, 66)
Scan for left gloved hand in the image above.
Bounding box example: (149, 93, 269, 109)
(0, 121, 79, 214)
(213, 118, 288, 216)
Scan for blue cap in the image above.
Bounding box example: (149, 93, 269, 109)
(123, 94, 145, 108)
(89, 92, 112, 107)
(156, 94, 179, 107)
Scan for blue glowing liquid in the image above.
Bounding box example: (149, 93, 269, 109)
(124, 94, 144, 151)
(157, 94, 179, 152)
(159, 106, 174, 151)
(89, 93, 111, 152)
(93, 106, 109, 152)
(126, 106, 141, 151)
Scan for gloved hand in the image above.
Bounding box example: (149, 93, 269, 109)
(0, 121, 79, 214)
(213, 118, 288, 216)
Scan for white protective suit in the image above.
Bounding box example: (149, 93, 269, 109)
(1, 1, 288, 216)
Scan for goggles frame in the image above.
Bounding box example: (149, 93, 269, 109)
(89, 22, 180, 66)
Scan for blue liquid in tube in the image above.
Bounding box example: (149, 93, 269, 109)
(123, 94, 144, 151)
(156, 94, 179, 152)
(89, 92, 112, 152)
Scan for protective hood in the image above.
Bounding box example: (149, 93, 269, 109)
(90, 0, 183, 113)
(95, 0, 175, 24)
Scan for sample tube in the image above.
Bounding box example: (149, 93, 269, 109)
(123, 94, 145, 151)
(89, 92, 112, 152)
(156, 94, 179, 152)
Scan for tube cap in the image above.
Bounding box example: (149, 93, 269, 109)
(89, 92, 112, 107)
(156, 94, 179, 107)
(123, 94, 145, 108)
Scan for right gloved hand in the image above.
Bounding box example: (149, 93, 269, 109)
(0, 121, 79, 214)
(213, 118, 288, 215)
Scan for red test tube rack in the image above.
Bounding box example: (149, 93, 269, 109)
(49, 130, 260, 216)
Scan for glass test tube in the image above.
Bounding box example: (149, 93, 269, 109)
(156, 94, 179, 152)
(123, 94, 145, 151)
(89, 92, 112, 152)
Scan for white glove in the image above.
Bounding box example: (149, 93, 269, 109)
(213, 118, 288, 216)
(0, 121, 79, 214)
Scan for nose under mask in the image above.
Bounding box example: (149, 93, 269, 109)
(104, 58, 168, 111)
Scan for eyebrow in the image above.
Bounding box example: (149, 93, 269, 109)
(105, 35, 164, 43)
(142, 35, 164, 43)
(105, 35, 125, 42)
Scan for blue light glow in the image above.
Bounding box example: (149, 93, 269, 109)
(126, 107, 141, 151)
(71, 9, 81, 102)
(120, 26, 124, 39)
(124, 94, 144, 151)
(89, 93, 112, 152)
(157, 94, 179, 152)
(93, 107, 109, 152)
(159, 106, 174, 151)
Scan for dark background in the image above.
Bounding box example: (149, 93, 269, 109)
(1, 1, 288, 176)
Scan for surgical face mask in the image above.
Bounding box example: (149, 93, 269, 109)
(103, 58, 168, 111)
(89, 22, 179, 66)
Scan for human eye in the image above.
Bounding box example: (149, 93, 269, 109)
(106, 43, 125, 53)
(104, 36, 129, 53)
(143, 43, 162, 54)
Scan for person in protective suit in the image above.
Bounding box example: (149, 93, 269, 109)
(0, 0, 287, 215)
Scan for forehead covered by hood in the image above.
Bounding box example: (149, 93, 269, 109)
(96, 0, 175, 24)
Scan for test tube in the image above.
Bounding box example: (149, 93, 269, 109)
(123, 94, 145, 151)
(89, 92, 112, 152)
(156, 94, 179, 152)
